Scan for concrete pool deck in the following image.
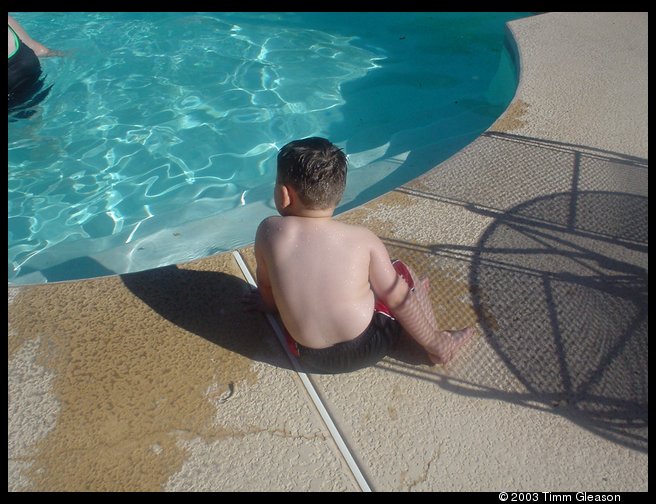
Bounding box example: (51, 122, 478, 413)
(8, 12, 647, 491)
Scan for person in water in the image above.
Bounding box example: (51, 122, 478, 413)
(243, 137, 475, 373)
(8, 14, 63, 113)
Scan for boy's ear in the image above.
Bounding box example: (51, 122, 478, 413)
(279, 183, 293, 209)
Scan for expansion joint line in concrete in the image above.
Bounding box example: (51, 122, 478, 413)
(232, 251, 372, 492)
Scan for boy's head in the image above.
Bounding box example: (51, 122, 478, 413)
(276, 137, 347, 211)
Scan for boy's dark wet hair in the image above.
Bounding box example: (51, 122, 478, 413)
(277, 137, 347, 209)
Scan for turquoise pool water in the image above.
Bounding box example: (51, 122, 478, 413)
(8, 12, 530, 284)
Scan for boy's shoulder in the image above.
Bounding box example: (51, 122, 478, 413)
(257, 215, 379, 241)
(336, 219, 377, 237)
(258, 215, 283, 228)
(256, 215, 283, 240)
(331, 220, 383, 251)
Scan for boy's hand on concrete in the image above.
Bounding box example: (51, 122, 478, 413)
(241, 288, 263, 312)
(241, 288, 273, 313)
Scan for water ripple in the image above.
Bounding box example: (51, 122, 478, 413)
(8, 12, 526, 283)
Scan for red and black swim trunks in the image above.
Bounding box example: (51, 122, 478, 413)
(285, 259, 414, 374)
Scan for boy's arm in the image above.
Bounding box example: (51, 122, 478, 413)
(253, 221, 278, 313)
(367, 234, 437, 350)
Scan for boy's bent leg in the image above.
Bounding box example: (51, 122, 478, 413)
(392, 259, 475, 364)
(391, 260, 438, 332)
(427, 327, 476, 365)
(375, 259, 417, 317)
(391, 259, 415, 289)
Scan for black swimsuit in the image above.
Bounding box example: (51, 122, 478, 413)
(8, 24, 50, 113)
(295, 312, 402, 374)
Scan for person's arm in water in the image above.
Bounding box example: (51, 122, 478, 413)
(8, 14, 64, 57)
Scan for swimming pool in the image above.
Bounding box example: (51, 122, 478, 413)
(8, 12, 530, 284)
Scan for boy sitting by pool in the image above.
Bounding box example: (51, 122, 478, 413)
(243, 137, 475, 373)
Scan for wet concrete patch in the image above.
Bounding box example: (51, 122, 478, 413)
(491, 99, 529, 132)
(8, 261, 258, 490)
(9, 253, 358, 491)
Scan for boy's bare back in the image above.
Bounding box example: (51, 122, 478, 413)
(256, 215, 387, 349)
(246, 137, 475, 371)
